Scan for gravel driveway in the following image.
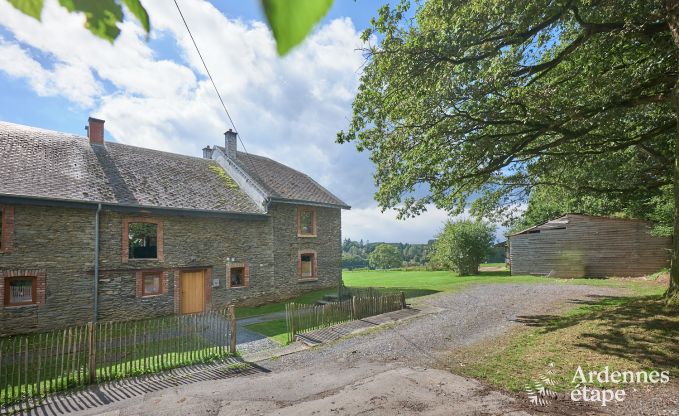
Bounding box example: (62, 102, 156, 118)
(265, 283, 617, 371)
(31, 282, 629, 416)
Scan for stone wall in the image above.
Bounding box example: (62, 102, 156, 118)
(269, 203, 342, 296)
(0, 205, 96, 335)
(0, 202, 343, 336)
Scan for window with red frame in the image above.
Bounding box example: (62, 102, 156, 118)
(5, 276, 36, 306)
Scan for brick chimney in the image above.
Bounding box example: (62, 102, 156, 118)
(202, 145, 213, 159)
(87, 117, 105, 145)
(224, 129, 237, 157)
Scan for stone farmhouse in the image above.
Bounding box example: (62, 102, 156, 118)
(0, 118, 349, 336)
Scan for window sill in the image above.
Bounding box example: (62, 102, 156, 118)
(298, 277, 318, 282)
(141, 294, 163, 299)
(128, 258, 161, 262)
(297, 234, 317, 238)
(3, 303, 38, 309)
(229, 285, 248, 289)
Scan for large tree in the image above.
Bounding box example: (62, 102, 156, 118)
(368, 244, 403, 269)
(339, 0, 679, 301)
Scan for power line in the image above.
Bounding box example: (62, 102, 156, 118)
(173, 0, 261, 179)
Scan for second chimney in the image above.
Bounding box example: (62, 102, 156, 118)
(87, 117, 105, 145)
(224, 129, 237, 157)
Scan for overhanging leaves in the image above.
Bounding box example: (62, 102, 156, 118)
(7, 0, 43, 20)
(261, 0, 334, 55)
(5, 0, 150, 42)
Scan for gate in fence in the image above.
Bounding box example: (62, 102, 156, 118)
(0, 306, 237, 409)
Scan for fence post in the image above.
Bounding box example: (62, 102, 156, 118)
(400, 291, 406, 309)
(87, 322, 96, 384)
(227, 305, 237, 354)
(351, 296, 357, 319)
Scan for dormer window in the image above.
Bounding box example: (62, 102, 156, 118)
(297, 207, 316, 237)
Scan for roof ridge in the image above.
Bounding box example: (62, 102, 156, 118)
(0, 120, 213, 163)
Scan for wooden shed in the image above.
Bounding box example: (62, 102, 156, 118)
(508, 214, 671, 278)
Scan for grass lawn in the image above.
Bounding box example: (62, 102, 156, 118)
(244, 319, 289, 345)
(236, 288, 338, 318)
(446, 284, 678, 392)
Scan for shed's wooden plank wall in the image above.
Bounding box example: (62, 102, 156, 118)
(509, 215, 671, 277)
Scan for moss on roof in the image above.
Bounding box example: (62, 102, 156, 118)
(208, 163, 239, 190)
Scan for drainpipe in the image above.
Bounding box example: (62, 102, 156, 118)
(93, 203, 101, 322)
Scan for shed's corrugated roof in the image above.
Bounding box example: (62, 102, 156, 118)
(508, 214, 649, 237)
(0, 121, 262, 214)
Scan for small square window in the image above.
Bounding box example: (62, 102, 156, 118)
(230, 267, 245, 287)
(142, 273, 162, 296)
(299, 253, 316, 278)
(5, 277, 35, 306)
(129, 222, 158, 259)
(298, 208, 316, 236)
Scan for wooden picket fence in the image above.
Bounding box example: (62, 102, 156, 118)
(0, 306, 237, 411)
(285, 290, 406, 343)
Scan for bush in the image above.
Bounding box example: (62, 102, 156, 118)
(431, 220, 495, 276)
(368, 244, 403, 269)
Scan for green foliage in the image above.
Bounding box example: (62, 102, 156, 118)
(342, 252, 367, 270)
(506, 183, 674, 236)
(6, 0, 329, 56)
(342, 238, 431, 268)
(368, 243, 403, 269)
(431, 220, 495, 276)
(8, 0, 43, 19)
(648, 185, 674, 236)
(339, 0, 675, 224)
(261, 0, 333, 55)
(7, 0, 150, 42)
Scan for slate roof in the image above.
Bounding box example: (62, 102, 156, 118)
(234, 151, 349, 208)
(0, 121, 262, 214)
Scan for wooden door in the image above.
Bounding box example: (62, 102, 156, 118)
(181, 270, 205, 314)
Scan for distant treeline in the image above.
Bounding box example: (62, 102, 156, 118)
(342, 238, 505, 270)
(342, 239, 433, 269)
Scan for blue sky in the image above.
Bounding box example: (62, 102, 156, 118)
(0, 0, 467, 243)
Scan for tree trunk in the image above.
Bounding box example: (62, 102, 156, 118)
(665, 0, 679, 302)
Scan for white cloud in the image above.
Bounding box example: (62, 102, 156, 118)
(0, 36, 101, 106)
(342, 205, 508, 243)
(3, 0, 484, 242)
(0, 0, 375, 204)
(343, 205, 452, 244)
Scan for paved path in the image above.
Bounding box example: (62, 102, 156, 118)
(25, 283, 633, 416)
